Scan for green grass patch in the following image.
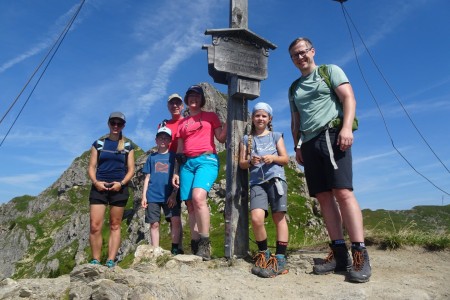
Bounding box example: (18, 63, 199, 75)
(48, 241, 78, 278)
(12, 195, 35, 212)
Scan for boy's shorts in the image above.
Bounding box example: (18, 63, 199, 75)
(301, 128, 353, 197)
(250, 178, 287, 218)
(89, 185, 129, 207)
(179, 153, 219, 201)
(145, 200, 182, 224)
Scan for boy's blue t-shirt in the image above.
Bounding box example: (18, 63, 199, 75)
(143, 152, 175, 203)
(93, 138, 133, 182)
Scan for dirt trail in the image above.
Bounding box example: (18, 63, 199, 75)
(164, 246, 450, 299)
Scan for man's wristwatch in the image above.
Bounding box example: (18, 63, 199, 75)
(120, 181, 125, 187)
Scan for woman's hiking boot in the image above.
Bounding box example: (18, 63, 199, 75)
(258, 254, 289, 278)
(313, 243, 352, 275)
(196, 237, 211, 261)
(348, 246, 371, 283)
(251, 249, 271, 276)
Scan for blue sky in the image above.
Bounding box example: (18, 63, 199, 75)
(1, 0, 449, 210)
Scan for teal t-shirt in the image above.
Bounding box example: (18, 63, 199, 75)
(289, 64, 349, 143)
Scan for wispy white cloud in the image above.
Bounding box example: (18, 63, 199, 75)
(353, 149, 398, 165)
(0, 3, 83, 74)
(129, 0, 220, 139)
(0, 169, 62, 186)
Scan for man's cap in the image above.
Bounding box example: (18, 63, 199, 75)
(157, 126, 172, 137)
(252, 102, 273, 116)
(184, 84, 205, 107)
(168, 93, 182, 102)
(108, 112, 126, 123)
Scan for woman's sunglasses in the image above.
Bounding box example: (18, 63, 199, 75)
(109, 121, 124, 127)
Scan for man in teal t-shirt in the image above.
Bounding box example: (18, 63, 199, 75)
(288, 37, 371, 283)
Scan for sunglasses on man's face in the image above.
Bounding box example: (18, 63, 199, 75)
(109, 121, 124, 127)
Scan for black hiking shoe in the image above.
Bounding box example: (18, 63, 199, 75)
(258, 254, 289, 278)
(191, 239, 200, 255)
(313, 244, 352, 275)
(348, 246, 371, 283)
(196, 237, 211, 261)
(251, 249, 271, 276)
(171, 248, 184, 255)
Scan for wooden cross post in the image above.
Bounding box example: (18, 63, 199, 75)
(203, 0, 276, 258)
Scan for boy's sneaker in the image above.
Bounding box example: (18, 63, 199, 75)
(191, 239, 200, 255)
(196, 237, 211, 261)
(258, 254, 289, 278)
(251, 249, 271, 276)
(313, 244, 352, 275)
(89, 259, 101, 265)
(348, 246, 371, 283)
(105, 259, 115, 268)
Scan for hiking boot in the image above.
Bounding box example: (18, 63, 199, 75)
(251, 249, 271, 276)
(191, 239, 200, 255)
(258, 254, 289, 278)
(171, 248, 184, 255)
(348, 246, 371, 283)
(196, 237, 211, 261)
(105, 259, 115, 268)
(313, 244, 352, 275)
(89, 259, 101, 265)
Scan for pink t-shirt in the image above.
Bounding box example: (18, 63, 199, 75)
(176, 111, 221, 157)
(163, 118, 183, 153)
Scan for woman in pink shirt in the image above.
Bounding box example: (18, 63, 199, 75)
(172, 85, 226, 260)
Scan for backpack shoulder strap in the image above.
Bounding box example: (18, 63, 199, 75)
(318, 64, 332, 90)
(124, 140, 131, 153)
(95, 139, 105, 151)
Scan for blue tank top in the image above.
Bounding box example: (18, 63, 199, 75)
(93, 138, 131, 182)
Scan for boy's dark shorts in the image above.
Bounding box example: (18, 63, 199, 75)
(89, 185, 129, 207)
(301, 128, 353, 197)
(145, 200, 182, 224)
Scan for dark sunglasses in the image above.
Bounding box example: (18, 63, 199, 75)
(109, 121, 124, 127)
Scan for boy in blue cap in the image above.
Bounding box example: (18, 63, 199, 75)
(141, 126, 183, 254)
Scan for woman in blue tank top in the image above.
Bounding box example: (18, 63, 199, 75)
(87, 112, 135, 268)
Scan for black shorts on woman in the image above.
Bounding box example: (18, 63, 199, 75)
(89, 184, 129, 207)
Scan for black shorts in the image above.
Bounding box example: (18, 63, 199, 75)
(89, 185, 129, 207)
(301, 128, 353, 197)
